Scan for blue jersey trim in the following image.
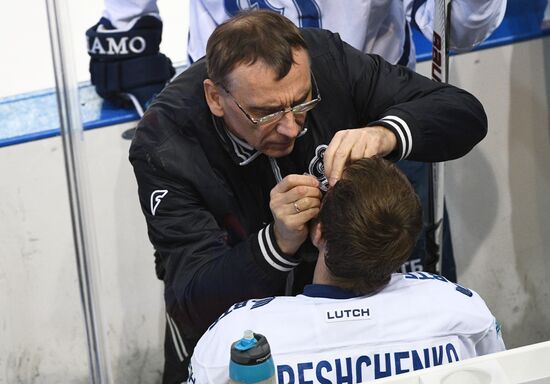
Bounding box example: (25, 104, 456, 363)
(302, 284, 359, 299)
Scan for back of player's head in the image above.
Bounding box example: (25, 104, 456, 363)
(205, 9, 308, 86)
(319, 157, 423, 295)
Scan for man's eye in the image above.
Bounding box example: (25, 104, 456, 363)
(294, 96, 309, 106)
(255, 109, 280, 116)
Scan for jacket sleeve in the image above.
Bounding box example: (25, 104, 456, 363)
(336, 34, 487, 161)
(129, 109, 296, 338)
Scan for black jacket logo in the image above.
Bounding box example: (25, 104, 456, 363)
(150, 190, 168, 216)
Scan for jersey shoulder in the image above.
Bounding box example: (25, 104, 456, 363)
(193, 296, 295, 365)
(388, 272, 497, 334)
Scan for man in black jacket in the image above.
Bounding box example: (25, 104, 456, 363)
(129, 10, 487, 384)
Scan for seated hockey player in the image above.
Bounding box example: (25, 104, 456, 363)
(188, 157, 505, 383)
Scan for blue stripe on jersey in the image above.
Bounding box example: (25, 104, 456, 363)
(302, 284, 359, 299)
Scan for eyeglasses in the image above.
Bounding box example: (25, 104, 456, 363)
(220, 73, 322, 126)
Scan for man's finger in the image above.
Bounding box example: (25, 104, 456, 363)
(289, 185, 322, 201)
(326, 134, 354, 186)
(288, 206, 321, 225)
(323, 130, 345, 181)
(350, 132, 370, 161)
(290, 195, 322, 215)
(272, 174, 320, 194)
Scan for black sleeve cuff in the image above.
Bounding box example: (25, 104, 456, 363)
(253, 223, 301, 273)
(368, 115, 413, 161)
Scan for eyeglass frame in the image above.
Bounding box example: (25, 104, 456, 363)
(219, 72, 322, 126)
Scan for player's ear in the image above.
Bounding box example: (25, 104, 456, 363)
(204, 79, 224, 117)
(310, 219, 323, 249)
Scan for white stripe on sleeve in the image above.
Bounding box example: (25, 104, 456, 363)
(381, 115, 413, 159)
(257, 225, 298, 272)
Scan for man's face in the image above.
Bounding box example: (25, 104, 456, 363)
(219, 48, 313, 158)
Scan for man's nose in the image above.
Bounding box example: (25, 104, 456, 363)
(276, 111, 301, 138)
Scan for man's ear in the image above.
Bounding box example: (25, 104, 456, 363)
(310, 220, 324, 249)
(203, 79, 224, 117)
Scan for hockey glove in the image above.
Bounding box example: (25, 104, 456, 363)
(86, 16, 175, 116)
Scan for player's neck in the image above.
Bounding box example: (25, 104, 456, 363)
(312, 250, 340, 287)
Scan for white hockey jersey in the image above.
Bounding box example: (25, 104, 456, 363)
(187, 0, 507, 66)
(102, 0, 506, 68)
(188, 0, 408, 65)
(189, 272, 505, 384)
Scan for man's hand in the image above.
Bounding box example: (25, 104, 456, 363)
(270, 174, 322, 256)
(324, 126, 396, 186)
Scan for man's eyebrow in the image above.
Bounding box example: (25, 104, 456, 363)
(293, 88, 310, 105)
(247, 86, 311, 111)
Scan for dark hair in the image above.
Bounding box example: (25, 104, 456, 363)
(205, 10, 308, 86)
(319, 157, 423, 295)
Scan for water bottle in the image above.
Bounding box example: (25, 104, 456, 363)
(229, 330, 276, 384)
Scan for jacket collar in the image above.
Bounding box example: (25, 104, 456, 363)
(212, 115, 308, 166)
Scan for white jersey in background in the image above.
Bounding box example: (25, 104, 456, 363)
(189, 272, 505, 384)
(187, 0, 507, 67)
(101, 0, 507, 68)
(188, 0, 407, 65)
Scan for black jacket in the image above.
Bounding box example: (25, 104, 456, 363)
(129, 28, 486, 343)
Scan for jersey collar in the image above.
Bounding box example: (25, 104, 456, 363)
(302, 284, 360, 299)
